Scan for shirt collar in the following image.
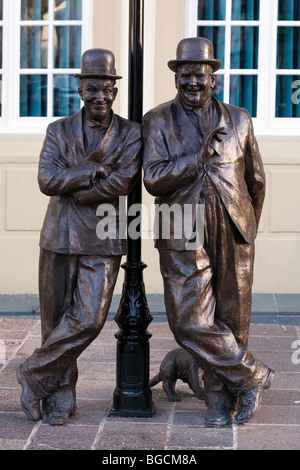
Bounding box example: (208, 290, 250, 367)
(179, 96, 212, 114)
(83, 108, 113, 129)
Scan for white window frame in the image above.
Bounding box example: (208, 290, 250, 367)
(185, 0, 300, 136)
(0, 0, 93, 135)
(0, 0, 6, 129)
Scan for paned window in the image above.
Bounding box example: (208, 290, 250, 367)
(0, 0, 3, 118)
(276, 0, 300, 117)
(0, 0, 92, 132)
(185, 0, 300, 134)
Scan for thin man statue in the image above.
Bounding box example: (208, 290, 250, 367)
(143, 37, 274, 427)
(17, 49, 141, 425)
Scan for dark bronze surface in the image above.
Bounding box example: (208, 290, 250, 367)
(17, 49, 142, 424)
(142, 37, 274, 426)
(150, 347, 204, 402)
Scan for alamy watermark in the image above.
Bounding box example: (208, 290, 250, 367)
(0, 340, 6, 365)
(292, 80, 300, 105)
(291, 339, 300, 365)
(95, 196, 205, 250)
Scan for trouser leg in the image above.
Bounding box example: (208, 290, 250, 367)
(159, 248, 267, 396)
(22, 252, 121, 399)
(39, 250, 79, 414)
(201, 188, 254, 406)
(203, 237, 254, 406)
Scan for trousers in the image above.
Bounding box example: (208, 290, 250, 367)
(25, 249, 121, 399)
(158, 185, 266, 399)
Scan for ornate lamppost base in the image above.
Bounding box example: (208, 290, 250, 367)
(109, 262, 154, 417)
(110, 331, 154, 417)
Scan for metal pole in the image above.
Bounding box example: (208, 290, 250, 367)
(110, 0, 154, 417)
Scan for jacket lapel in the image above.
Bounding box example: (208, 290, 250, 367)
(172, 95, 202, 155)
(209, 99, 235, 156)
(62, 110, 86, 165)
(62, 110, 125, 165)
(85, 114, 126, 164)
(172, 96, 235, 157)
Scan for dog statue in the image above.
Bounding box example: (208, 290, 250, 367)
(149, 348, 204, 402)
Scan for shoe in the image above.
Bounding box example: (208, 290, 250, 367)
(43, 391, 76, 426)
(46, 402, 76, 426)
(17, 365, 42, 421)
(204, 402, 231, 427)
(234, 368, 275, 425)
(47, 408, 70, 426)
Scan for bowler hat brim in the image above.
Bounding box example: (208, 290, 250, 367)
(74, 73, 122, 80)
(168, 59, 222, 73)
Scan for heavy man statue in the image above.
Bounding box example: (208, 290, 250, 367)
(17, 49, 141, 425)
(143, 37, 274, 426)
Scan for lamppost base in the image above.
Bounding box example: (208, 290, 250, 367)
(109, 330, 154, 417)
(110, 393, 155, 418)
(110, 261, 154, 417)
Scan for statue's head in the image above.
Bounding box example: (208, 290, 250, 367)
(168, 38, 221, 109)
(74, 49, 122, 121)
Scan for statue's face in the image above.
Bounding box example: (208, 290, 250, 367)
(79, 78, 118, 121)
(175, 63, 215, 109)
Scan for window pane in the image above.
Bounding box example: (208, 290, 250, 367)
(0, 26, 2, 69)
(0, 1, 2, 118)
(232, 0, 260, 20)
(276, 75, 300, 117)
(20, 74, 47, 116)
(0, 76, 2, 117)
(21, 0, 48, 21)
(231, 26, 259, 69)
(197, 27, 225, 69)
(213, 75, 224, 102)
(55, 0, 82, 20)
(53, 74, 81, 116)
(54, 26, 82, 68)
(277, 27, 300, 69)
(230, 75, 257, 117)
(198, 0, 225, 20)
(278, 0, 300, 20)
(20, 26, 48, 68)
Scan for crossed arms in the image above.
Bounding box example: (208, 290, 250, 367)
(38, 122, 142, 204)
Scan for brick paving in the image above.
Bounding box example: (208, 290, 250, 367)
(0, 317, 300, 451)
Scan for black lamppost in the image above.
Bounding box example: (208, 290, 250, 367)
(110, 0, 154, 417)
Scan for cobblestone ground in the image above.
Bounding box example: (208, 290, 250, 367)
(0, 318, 299, 450)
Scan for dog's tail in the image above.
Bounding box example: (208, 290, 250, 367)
(149, 373, 161, 387)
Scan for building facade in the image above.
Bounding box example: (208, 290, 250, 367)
(0, 0, 299, 295)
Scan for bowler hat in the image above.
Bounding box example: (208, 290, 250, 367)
(168, 37, 222, 73)
(74, 48, 122, 80)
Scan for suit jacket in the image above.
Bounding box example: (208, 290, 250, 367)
(142, 95, 265, 250)
(39, 109, 142, 255)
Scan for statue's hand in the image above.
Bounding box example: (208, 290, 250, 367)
(95, 164, 110, 179)
(53, 156, 70, 169)
(200, 126, 226, 163)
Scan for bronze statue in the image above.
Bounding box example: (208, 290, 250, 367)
(150, 348, 204, 402)
(17, 49, 142, 425)
(143, 37, 274, 427)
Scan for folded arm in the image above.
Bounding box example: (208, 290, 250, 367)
(142, 113, 200, 196)
(38, 125, 105, 196)
(72, 127, 142, 204)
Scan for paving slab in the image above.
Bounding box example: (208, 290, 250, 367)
(0, 315, 299, 452)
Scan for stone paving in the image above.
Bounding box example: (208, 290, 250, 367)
(0, 317, 300, 451)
